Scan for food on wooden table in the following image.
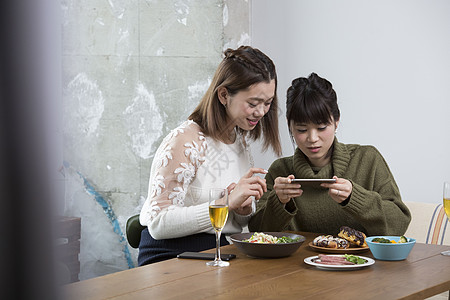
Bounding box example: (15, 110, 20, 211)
(312, 235, 350, 249)
(243, 232, 301, 244)
(338, 226, 368, 247)
(343, 254, 367, 264)
(372, 236, 408, 244)
(312, 225, 369, 249)
(315, 254, 367, 265)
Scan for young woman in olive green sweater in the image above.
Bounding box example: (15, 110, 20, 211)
(248, 73, 411, 236)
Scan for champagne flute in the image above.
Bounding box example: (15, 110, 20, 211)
(442, 181, 450, 256)
(207, 188, 229, 267)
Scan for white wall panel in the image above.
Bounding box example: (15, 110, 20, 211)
(251, 0, 450, 205)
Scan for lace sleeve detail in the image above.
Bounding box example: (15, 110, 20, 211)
(142, 121, 207, 223)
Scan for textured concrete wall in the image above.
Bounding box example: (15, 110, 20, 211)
(62, 0, 250, 280)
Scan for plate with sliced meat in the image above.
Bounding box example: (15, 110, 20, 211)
(304, 254, 375, 270)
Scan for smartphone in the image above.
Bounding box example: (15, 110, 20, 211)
(291, 178, 336, 186)
(177, 252, 236, 261)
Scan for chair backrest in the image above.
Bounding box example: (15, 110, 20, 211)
(404, 201, 449, 245)
(126, 214, 146, 248)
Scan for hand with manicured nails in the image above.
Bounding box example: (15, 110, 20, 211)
(274, 174, 303, 204)
(227, 168, 268, 215)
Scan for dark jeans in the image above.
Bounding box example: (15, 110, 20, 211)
(138, 228, 229, 266)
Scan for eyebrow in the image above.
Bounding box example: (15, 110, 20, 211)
(294, 123, 328, 127)
(249, 96, 274, 102)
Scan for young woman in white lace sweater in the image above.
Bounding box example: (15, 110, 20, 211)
(138, 46, 282, 265)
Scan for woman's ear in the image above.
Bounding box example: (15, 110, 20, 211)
(217, 86, 228, 105)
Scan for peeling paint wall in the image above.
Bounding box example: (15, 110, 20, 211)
(62, 0, 250, 280)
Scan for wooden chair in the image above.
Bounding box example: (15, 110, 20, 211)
(404, 201, 449, 245)
(404, 202, 449, 300)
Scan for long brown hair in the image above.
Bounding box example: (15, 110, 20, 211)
(189, 46, 281, 156)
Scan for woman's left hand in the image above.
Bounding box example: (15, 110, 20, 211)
(321, 176, 352, 204)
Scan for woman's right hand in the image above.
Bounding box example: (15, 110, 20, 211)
(273, 174, 303, 204)
(228, 168, 268, 212)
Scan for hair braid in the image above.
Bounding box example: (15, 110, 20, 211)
(223, 46, 273, 81)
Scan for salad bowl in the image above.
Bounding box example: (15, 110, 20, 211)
(229, 232, 305, 258)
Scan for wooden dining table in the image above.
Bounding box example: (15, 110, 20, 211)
(63, 232, 450, 299)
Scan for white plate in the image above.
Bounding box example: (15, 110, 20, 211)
(304, 255, 375, 270)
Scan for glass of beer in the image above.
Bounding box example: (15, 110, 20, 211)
(442, 182, 450, 256)
(207, 188, 229, 267)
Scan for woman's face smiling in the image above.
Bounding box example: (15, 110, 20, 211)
(290, 119, 339, 168)
(219, 80, 275, 133)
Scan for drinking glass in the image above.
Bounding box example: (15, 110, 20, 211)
(207, 188, 229, 267)
(442, 182, 450, 256)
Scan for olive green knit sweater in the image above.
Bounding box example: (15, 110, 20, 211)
(248, 139, 411, 236)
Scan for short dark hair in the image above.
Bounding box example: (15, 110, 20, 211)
(286, 72, 340, 126)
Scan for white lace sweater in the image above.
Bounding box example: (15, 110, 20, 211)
(139, 120, 254, 239)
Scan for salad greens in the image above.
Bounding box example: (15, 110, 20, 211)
(276, 236, 301, 244)
(372, 237, 392, 243)
(344, 254, 367, 264)
(244, 232, 301, 244)
(372, 236, 408, 244)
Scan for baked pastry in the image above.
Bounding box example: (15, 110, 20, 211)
(313, 235, 350, 249)
(338, 226, 367, 247)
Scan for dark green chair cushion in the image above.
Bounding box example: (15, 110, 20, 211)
(126, 214, 146, 249)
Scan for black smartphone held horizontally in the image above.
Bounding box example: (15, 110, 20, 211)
(177, 252, 236, 261)
(291, 178, 336, 187)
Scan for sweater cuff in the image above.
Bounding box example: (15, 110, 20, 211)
(268, 191, 297, 219)
(233, 211, 251, 226)
(194, 201, 212, 230)
(285, 198, 296, 212)
(339, 196, 350, 206)
(344, 182, 367, 214)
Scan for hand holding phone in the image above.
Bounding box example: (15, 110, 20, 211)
(273, 175, 303, 204)
(290, 178, 336, 187)
(320, 176, 353, 204)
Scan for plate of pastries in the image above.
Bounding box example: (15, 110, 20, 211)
(309, 226, 370, 253)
